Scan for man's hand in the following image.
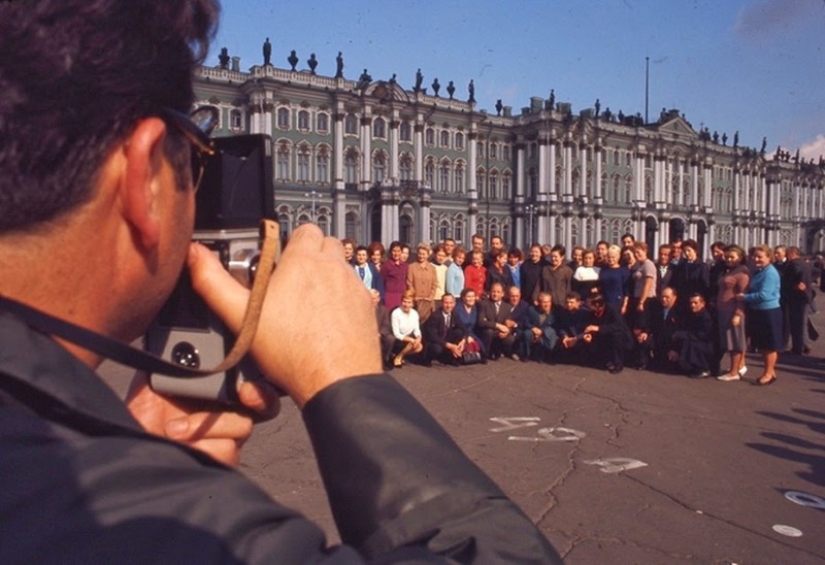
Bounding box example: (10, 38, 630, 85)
(126, 372, 280, 467)
(188, 224, 383, 408)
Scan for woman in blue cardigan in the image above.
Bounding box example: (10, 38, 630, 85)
(737, 244, 781, 385)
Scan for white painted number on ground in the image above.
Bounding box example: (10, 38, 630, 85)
(489, 417, 540, 433)
(784, 491, 825, 510)
(508, 427, 587, 442)
(583, 458, 648, 474)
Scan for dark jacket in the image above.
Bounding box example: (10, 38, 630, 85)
(422, 307, 466, 347)
(0, 312, 561, 563)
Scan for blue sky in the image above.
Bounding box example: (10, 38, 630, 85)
(212, 0, 825, 159)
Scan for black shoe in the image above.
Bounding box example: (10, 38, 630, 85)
(421, 359, 433, 368)
(608, 364, 624, 374)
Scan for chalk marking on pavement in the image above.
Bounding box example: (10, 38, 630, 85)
(489, 417, 540, 432)
(772, 524, 803, 537)
(583, 457, 648, 474)
(784, 491, 825, 510)
(508, 426, 586, 442)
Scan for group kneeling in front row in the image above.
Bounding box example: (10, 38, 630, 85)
(376, 282, 740, 379)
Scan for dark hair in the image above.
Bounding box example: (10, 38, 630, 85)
(0, 0, 219, 232)
(551, 244, 566, 256)
(508, 247, 524, 260)
(355, 245, 368, 254)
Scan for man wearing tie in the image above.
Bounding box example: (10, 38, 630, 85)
(645, 286, 681, 372)
(477, 282, 515, 360)
(422, 294, 466, 366)
(354, 246, 384, 301)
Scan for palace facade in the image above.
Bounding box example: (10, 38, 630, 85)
(193, 56, 825, 256)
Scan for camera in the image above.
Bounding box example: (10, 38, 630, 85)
(144, 133, 274, 403)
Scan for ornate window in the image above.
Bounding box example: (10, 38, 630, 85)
(476, 168, 486, 198)
(373, 151, 386, 184)
(297, 110, 310, 131)
(344, 148, 359, 184)
(425, 127, 435, 146)
(276, 141, 290, 181)
(455, 132, 465, 151)
(502, 171, 512, 200)
(489, 143, 497, 159)
(503, 145, 511, 161)
(454, 162, 465, 194)
(316, 147, 329, 184)
(316, 112, 329, 132)
(345, 211, 359, 240)
(439, 159, 450, 193)
(296, 143, 310, 182)
(345, 113, 358, 134)
(424, 157, 435, 188)
(277, 107, 290, 130)
(230, 109, 242, 130)
(440, 130, 450, 148)
(400, 121, 412, 142)
(489, 170, 499, 200)
(373, 117, 386, 139)
(399, 154, 412, 181)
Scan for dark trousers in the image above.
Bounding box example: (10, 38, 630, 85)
(788, 299, 810, 354)
(480, 329, 515, 359)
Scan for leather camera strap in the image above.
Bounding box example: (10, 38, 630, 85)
(0, 219, 280, 378)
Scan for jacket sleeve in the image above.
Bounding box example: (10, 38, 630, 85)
(303, 375, 562, 563)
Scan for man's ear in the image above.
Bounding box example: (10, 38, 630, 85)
(121, 117, 168, 250)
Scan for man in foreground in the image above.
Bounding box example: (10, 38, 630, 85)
(0, 1, 559, 562)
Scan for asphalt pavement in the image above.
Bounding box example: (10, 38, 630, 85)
(101, 308, 825, 564)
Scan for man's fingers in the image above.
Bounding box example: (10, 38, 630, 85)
(187, 242, 249, 334)
(164, 410, 253, 444)
(238, 380, 282, 420)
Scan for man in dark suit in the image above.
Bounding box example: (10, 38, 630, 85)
(556, 292, 590, 364)
(505, 285, 530, 360)
(672, 293, 714, 378)
(581, 293, 633, 373)
(786, 246, 813, 355)
(422, 294, 466, 366)
(641, 286, 681, 372)
(522, 292, 559, 363)
(655, 244, 675, 296)
(477, 282, 515, 360)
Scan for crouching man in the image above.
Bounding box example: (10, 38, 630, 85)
(422, 293, 467, 366)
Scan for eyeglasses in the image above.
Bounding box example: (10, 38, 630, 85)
(160, 106, 217, 192)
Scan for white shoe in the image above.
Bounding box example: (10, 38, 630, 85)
(717, 374, 741, 382)
(738, 366, 748, 377)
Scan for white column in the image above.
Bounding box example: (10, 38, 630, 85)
(691, 163, 699, 207)
(360, 112, 372, 188)
(333, 112, 344, 186)
(548, 142, 557, 245)
(703, 165, 712, 208)
(389, 113, 399, 180)
(414, 118, 424, 182)
(537, 140, 549, 242)
(595, 148, 603, 243)
(563, 143, 572, 196)
(579, 145, 587, 198)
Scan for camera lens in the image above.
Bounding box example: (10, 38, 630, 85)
(171, 342, 201, 368)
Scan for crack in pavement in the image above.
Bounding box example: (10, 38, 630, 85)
(623, 474, 825, 561)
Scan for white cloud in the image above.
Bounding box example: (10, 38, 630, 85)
(799, 134, 825, 161)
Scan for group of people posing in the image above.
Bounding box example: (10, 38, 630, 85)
(345, 232, 819, 387)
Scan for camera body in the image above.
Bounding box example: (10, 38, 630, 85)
(144, 133, 274, 403)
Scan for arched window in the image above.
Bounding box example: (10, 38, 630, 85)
(399, 154, 412, 181)
(400, 213, 414, 245)
(489, 143, 497, 159)
(373, 151, 386, 184)
(400, 121, 412, 141)
(424, 158, 435, 188)
(454, 162, 465, 194)
(345, 114, 358, 134)
(276, 141, 291, 181)
(624, 176, 632, 203)
(344, 148, 359, 185)
(317, 214, 329, 236)
(296, 143, 310, 182)
(277, 107, 290, 130)
(454, 215, 465, 244)
(476, 168, 486, 198)
(316, 113, 329, 132)
(489, 170, 499, 200)
(502, 171, 512, 200)
(439, 219, 450, 242)
(528, 168, 538, 200)
(373, 117, 386, 139)
(316, 147, 329, 184)
(345, 211, 359, 240)
(455, 132, 465, 150)
(503, 145, 511, 161)
(439, 159, 450, 193)
(230, 109, 242, 130)
(425, 128, 435, 146)
(440, 130, 450, 148)
(297, 110, 310, 131)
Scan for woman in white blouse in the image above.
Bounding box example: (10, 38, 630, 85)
(390, 290, 424, 367)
